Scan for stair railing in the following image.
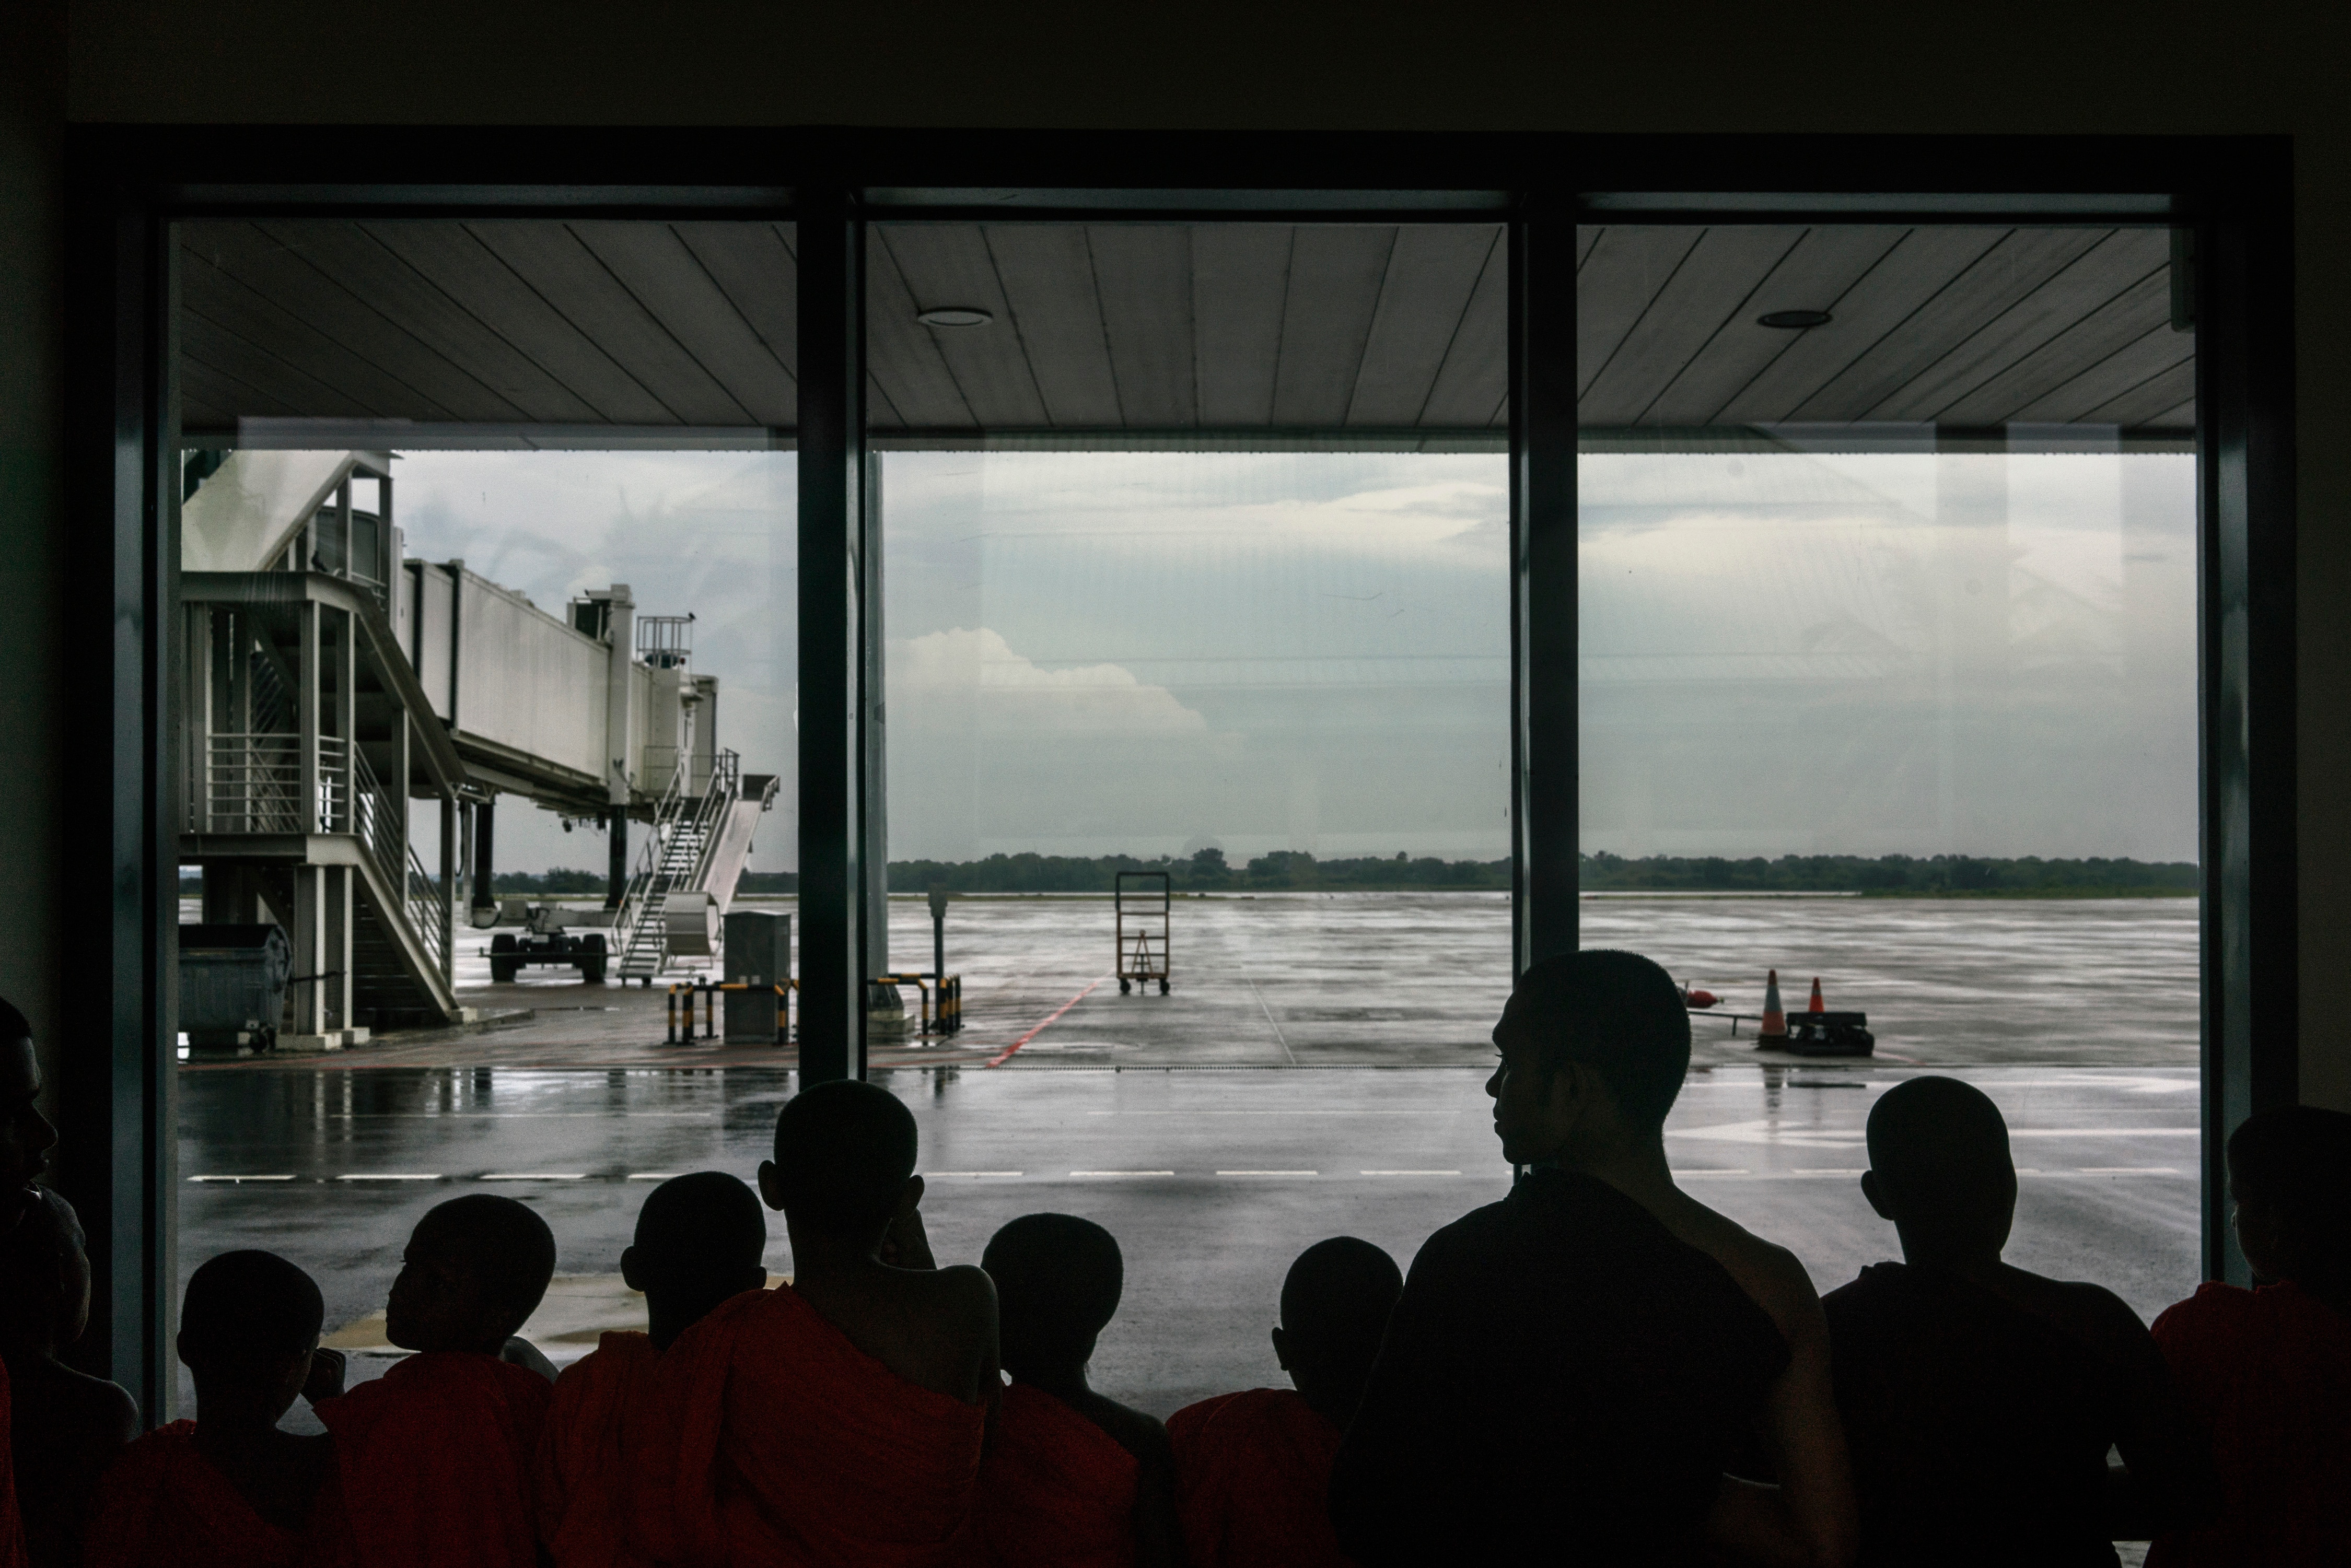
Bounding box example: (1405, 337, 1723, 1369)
(350, 743, 449, 978)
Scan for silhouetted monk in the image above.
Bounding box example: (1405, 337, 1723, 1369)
(633, 1079, 996, 1567)
(1330, 950, 1857, 1566)
(976, 1213, 1182, 1568)
(0, 1185, 135, 1568)
(536, 1172, 766, 1568)
(2149, 1105, 2351, 1567)
(315, 1195, 558, 1568)
(1168, 1236, 1401, 1568)
(1825, 1075, 2212, 1565)
(86, 1249, 351, 1568)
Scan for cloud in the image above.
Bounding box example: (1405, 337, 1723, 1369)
(891, 627, 1212, 738)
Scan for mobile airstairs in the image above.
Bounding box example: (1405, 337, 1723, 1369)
(179, 449, 772, 1044)
(612, 753, 783, 984)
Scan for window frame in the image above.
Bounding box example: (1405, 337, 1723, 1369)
(63, 126, 2293, 1418)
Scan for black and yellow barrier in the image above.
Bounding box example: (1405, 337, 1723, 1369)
(869, 973, 964, 1038)
(666, 978, 796, 1045)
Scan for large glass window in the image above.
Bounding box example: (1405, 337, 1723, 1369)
(173, 217, 801, 1411)
(1576, 222, 2202, 1320)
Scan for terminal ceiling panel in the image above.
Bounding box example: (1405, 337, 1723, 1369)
(176, 218, 2190, 448)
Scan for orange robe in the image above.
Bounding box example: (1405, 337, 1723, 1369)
(82, 1420, 351, 1568)
(631, 1282, 987, 1568)
(318, 1351, 554, 1568)
(975, 1382, 1140, 1568)
(2149, 1280, 2351, 1568)
(535, 1331, 660, 1568)
(1168, 1389, 1353, 1568)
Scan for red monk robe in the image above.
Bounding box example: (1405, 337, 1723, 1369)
(631, 1282, 986, 1568)
(0, 1354, 22, 1568)
(2148, 1280, 2351, 1568)
(1167, 1389, 1354, 1568)
(82, 1421, 353, 1568)
(975, 1382, 1141, 1568)
(536, 1331, 660, 1568)
(318, 1352, 553, 1568)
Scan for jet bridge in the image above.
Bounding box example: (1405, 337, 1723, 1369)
(178, 450, 774, 1039)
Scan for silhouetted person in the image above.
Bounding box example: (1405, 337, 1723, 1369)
(536, 1172, 766, 1568)
(975, 1213, 1183, 1568)
(0, 996, 58, 1568)
(1825, 1075, 2213, 1566)
(0, 1185, 134, 1568)
(85, 1249, 350, 1567)
(1168, 1236, 1402, 1568)
(1330, 950, 1857, 1567)
(634, 1079, 997, 1567)
(2149, 1105, 2351, 1567)
(315, 1195, 558, 1568)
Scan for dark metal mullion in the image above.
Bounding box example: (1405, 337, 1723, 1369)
(796, 193, 868, 1084)
(1511, 194, 1578, 974)
(62, 183, 176, 1421)
(2199, 193, 2299, 1282)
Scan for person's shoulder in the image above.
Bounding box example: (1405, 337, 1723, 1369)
(2152, 1280, 2253, 1334)
(1083, 1391, 1173, 1471)
(2011, 1271, 2158, 1367)
(1675, 1198, 1822, 1331)
(101, 1419, 195, 1482)
(54, 1363, 141, 1445)
(1167, 1389, 1250, 1447)
(1819, 1261, 1898, 1324)
(902, 1260, 997, 1327)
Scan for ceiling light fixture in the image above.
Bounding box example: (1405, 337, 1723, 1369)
(918, 307, 994, 327)
(1758, 309, 1833, 329)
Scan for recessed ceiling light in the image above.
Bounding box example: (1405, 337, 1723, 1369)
(918, 307, 994, 327)
(1758, 309, 1833, 330)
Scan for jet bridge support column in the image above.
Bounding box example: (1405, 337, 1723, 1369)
(471, 797, 496, 920)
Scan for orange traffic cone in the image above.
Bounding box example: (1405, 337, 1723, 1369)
(1808, 977, 1825, 1014)
(1760, 969, 1787, 1040)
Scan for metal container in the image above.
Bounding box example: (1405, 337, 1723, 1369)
(179, 923, 294, 1054)
(722, 910, 789, 1043)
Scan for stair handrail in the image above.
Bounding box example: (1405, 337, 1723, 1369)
(609, 759, 690, 968)
(347, 742, 450, 980)
(686, 751, 743, 891)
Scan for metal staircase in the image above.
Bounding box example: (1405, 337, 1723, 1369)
(615, 751, 744, 982)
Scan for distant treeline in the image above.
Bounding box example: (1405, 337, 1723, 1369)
(182, 851, 2197, 899)
(1579, 852, 2198, 897)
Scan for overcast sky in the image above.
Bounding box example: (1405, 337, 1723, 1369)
(393, 445, 2197, 874)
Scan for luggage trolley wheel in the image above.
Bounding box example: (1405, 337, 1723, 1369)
(1119, 978, 1132, 994)
(1158, 979, 1169, 995)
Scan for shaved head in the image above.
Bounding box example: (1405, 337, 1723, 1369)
(769, 1081, 919, 1243)
(181, 1250, 324, 1371)
(984, 1213, 1122, 1367)
(1508, 951, 1692, 1129)
(415, 1195, 558, 1314)
(388, 1195, 557, 1351)
(1281, 1236, 1402, 1359)
(1866, 1077, 2016, 1251)
(634, 1171, 767, 1279)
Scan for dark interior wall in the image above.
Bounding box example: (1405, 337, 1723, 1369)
(25, 0, 2351, 1108)
(1, 1, 65, 1123)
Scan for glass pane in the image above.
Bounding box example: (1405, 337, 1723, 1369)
(173, 217, 799, 1414)
(1576, 221, 2200, 1320)
(872, 220, 1516, 1412)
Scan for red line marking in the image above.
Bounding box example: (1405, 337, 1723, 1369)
(987, 977, 1109, 1068)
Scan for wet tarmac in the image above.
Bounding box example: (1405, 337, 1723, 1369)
(181, 1060, 2203, 1421)
(193, 892, 2199, 1071)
